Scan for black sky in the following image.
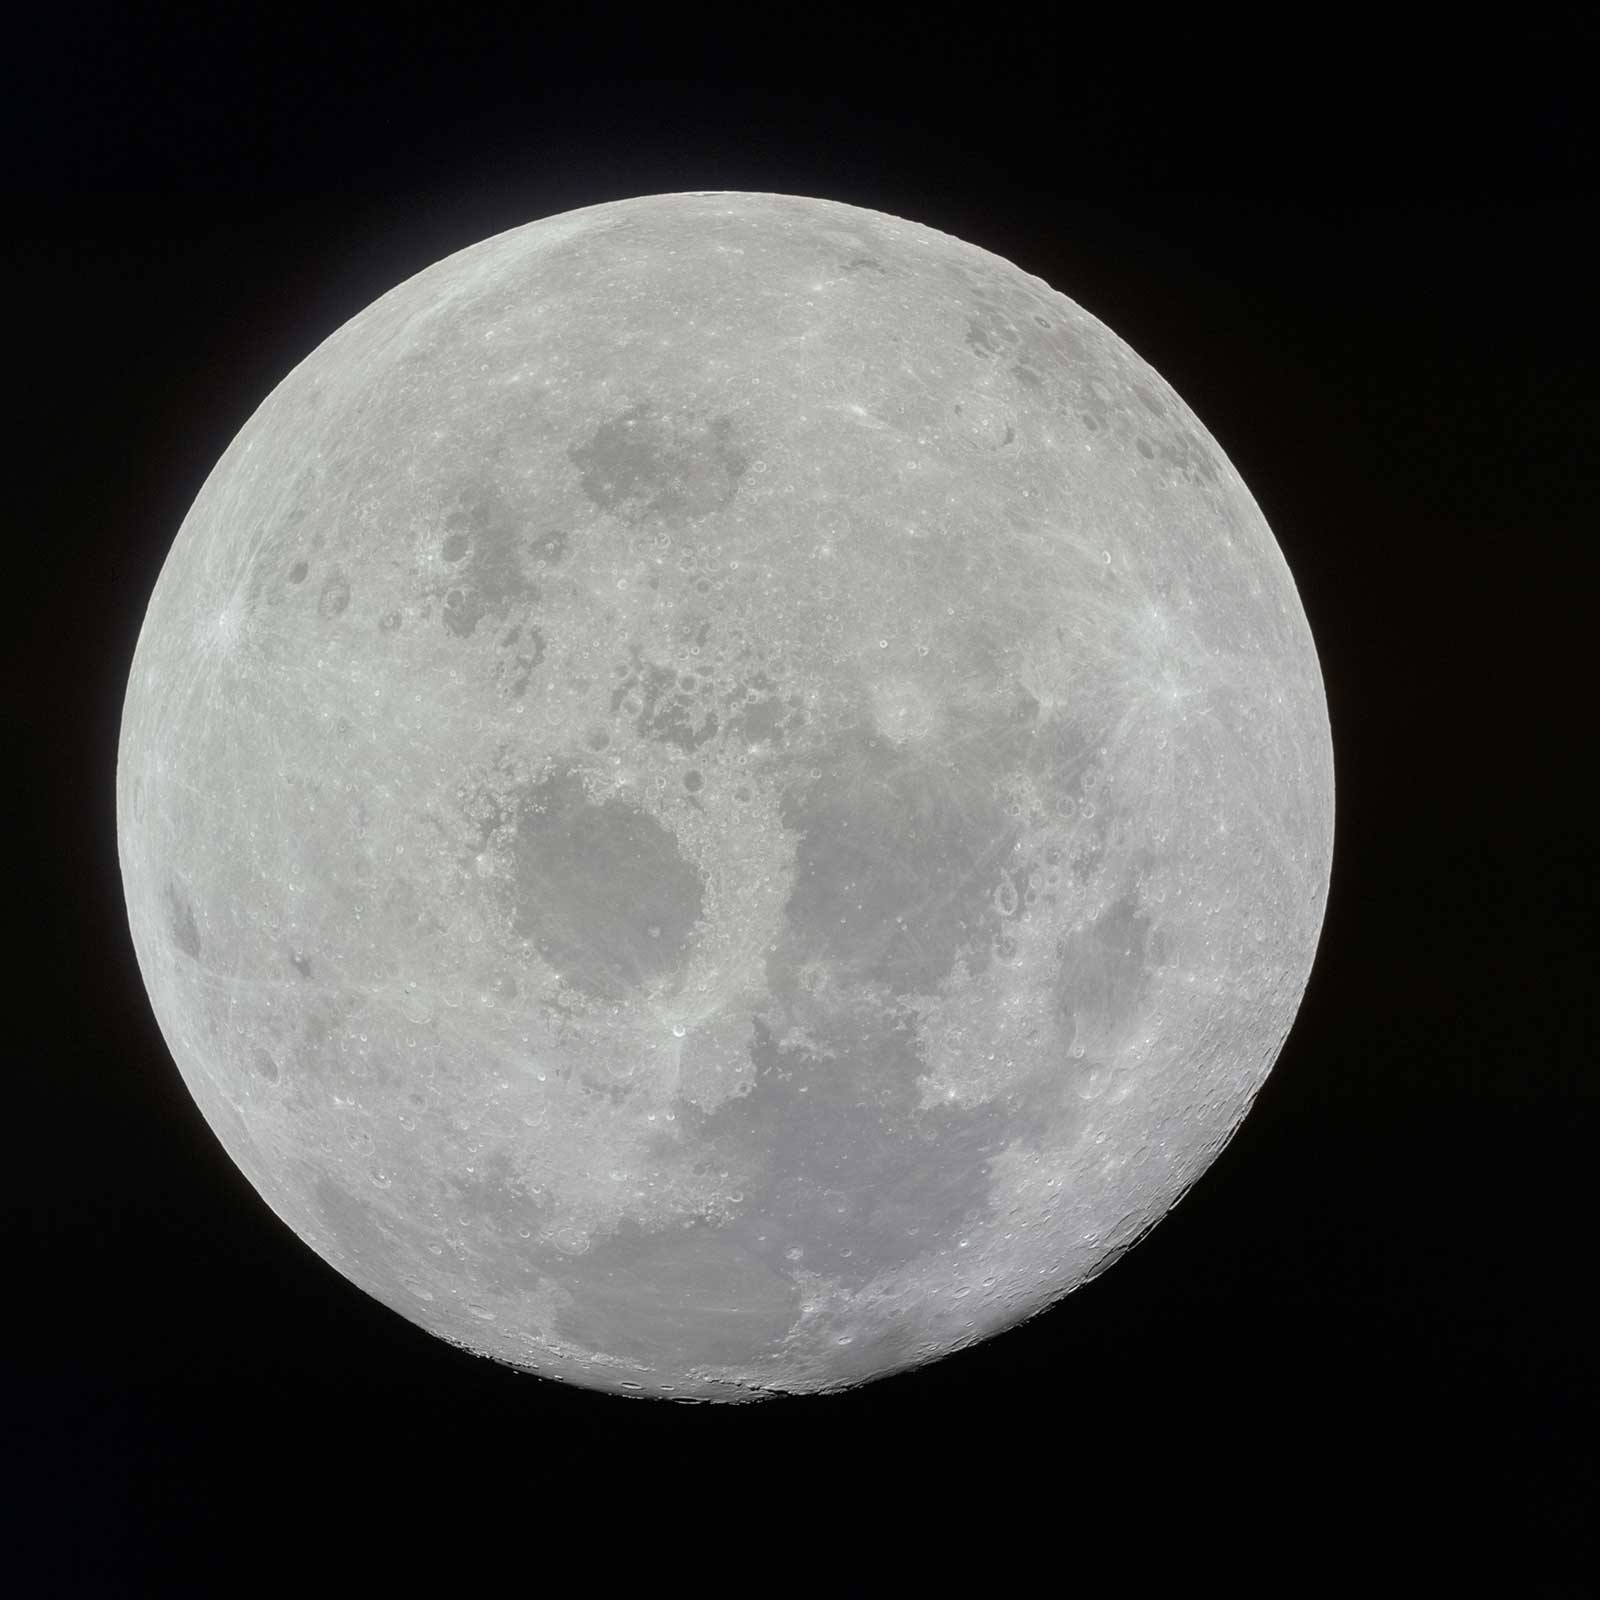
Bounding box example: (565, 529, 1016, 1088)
(6, 7, 1594, 1590)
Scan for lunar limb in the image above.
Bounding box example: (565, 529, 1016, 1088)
(118, 193, 1333, 1399)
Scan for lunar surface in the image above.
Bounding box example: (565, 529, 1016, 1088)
(118, 192, 1333, 1400)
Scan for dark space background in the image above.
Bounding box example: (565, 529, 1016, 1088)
(6, 6, 1593, 1591)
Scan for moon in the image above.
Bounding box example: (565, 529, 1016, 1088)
(117, 192, 1333, 1400)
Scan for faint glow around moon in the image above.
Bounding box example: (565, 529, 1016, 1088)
(118, 192, 1333, 1401)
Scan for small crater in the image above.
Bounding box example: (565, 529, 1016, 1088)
(378, 610, 402, 633)
(528, 528, 570, 566)
(869, 678, 939, 744)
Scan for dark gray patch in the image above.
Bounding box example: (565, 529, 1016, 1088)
(553, 1222, 801, 1372)
(964, 307, 1019, 361)
(613, 644, 720, 752)
(1168, 427, 1221, 484)
(496, 623, 546, 698)
(433, 483, 539, 639)
(252, 1048, 280, 1083)
(842, 256, 886, 274)
(317, 570, 351, 618)
(1024, 706, 1101, 808)
(1011, 364, 1043, 389)
(289, 950, 313, 980)
(951, 397, 1017, 453)
(1044, 321, 1095, 370)
(777, 726, 1020, 993)
(1136, 437, 1155, 459)
(444, 1149, 538, 1235)
(1131, 380, 1167, 419)
(509, 767, 705, 1000)
(1052, 892, 1162, 1055)
(673, 1013, 1012, 1289)
(965, 317, 998, 358)
(165, 884, 201, 960)
(569, 402, 749, 523)
(313, 1173, 397, 1275)
(723, 688, 798, 749)
(288, 560, 309, 584)
(1004, 1052, 1090, 1153)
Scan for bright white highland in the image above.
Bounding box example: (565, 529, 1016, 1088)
(118, 192, 1333, 1399)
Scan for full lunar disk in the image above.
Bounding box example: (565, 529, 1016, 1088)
(119, 193, 1333, 1399)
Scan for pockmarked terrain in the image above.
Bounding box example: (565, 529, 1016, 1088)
(119, 192, 1334, 1399)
